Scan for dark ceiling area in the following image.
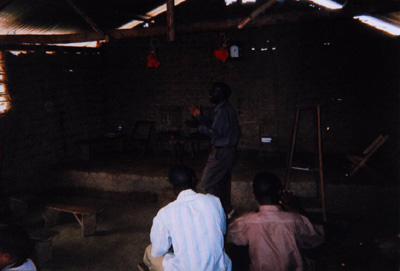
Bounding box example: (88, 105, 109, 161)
(0, 0, 398, 45)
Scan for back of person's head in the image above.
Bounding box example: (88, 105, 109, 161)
(0, 225, 33, 267)
(168, 165, 195, 191)
(253, 172, 282, 204)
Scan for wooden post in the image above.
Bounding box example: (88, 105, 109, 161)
(167, 0, 175, 42)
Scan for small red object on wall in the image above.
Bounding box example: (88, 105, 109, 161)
(147, 51, 161, 68)
(214, 47, 229, 62)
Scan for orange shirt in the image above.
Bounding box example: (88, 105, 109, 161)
(227, 205, 324, 271)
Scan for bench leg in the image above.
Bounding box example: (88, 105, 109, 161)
(44, 208, 60, 227)
(82, 214, 97, 237)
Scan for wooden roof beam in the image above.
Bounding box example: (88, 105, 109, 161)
(0, 10, 344, 45)
(238, 0, 278, 29)
(111, 10, 345, 39)
(0, 32, 104, 45)
(63, 0, 105, 36)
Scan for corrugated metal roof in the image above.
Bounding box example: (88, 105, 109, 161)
(0, 0, 87, 34)
(0, 0, 398, 45)
(0, 0, 169, 35)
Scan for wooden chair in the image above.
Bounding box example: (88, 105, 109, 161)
(128, 121, 155, 154)
(154, 106, 183, 154)
(346, 134, 389, 177)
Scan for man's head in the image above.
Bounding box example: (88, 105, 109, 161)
(0, 225, 33, 269)
(168, 165, 196, 195)
(209, 82, 231, 104)
(253, 172, 282, 205)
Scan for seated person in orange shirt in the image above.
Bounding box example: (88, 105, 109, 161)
(227, 172, 324, 271)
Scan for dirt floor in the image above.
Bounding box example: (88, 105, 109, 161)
(2, 149, 399, 271)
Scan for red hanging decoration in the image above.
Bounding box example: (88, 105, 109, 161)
(146, 50, 161, 68)
(214, 47, 229, 62)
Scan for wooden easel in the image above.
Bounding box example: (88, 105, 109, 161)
(285, 105, 326, 222)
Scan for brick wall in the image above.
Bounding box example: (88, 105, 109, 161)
(0, 18, 398, 192)
(103, 19, 399, 159)
(1, 50, 106, 192)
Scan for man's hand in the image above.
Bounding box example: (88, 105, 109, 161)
(189, 105, 201, 117)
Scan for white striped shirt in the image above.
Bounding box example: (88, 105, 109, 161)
(150, 189, 232, 271)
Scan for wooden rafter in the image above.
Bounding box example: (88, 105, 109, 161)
(63, 0, 104, 35)
(0, 32, 104, 45)
(238, 0, 278, 29)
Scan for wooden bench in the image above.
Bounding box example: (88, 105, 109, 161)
(43, 204, 103, 237)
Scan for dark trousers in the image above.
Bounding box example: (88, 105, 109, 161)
(199, 147, 236, 213)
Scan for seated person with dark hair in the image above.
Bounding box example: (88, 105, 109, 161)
(0, 225, 37, 271)
(139, 165, 232, 271)
(227, 172, 324, 271)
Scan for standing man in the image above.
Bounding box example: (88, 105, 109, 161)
(189, 82, 240, 218)
(139, 165, 232, 271)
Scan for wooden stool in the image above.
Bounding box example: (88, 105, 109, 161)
(27, 228, 59, 266)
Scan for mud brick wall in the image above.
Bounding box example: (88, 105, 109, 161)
(104, 19, 399, 160)
(1, 50, 106, 192)
(0, 18, 398, 192)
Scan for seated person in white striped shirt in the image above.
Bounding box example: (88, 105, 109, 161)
(139, 165, 232, 271)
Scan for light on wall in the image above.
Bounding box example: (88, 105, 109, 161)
(261, 137, 272, 143)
